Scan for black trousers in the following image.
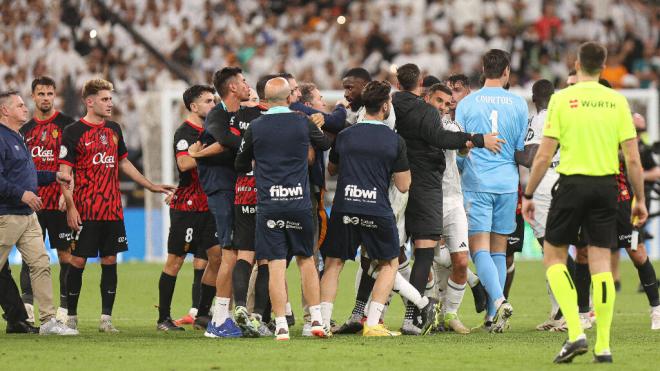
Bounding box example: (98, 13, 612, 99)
(0, 263, 28, 323)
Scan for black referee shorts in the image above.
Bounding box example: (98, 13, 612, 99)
(545, 175, 618, 249)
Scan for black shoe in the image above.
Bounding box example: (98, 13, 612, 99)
(332, 313, 364, 334)
(553, 336, 589, 363)
(419, 297, 439, 335)
(286, 313, 295, 327)
(593, 352, 613, 363)
(471, 282, 488, 313)
(157, 318, 185, 332)
(6, 320, 39, 334)
(193, 315, 210, 330)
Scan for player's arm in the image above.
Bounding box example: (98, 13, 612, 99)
(235, 126, 255, 173)
(118, 158, 175, 194)
(514, 144, 539, 168)
(59, 163, 81, 230)
(424, 108, 503, 153)
(307, 120, 332, 151)
(327, 141, 340, 176)
(622, 138, 647, 226)
(524, 136, 558, 196)
(206, 109, 241, 149)
(292, 102, 347, 134)
(188, 141, 225, 159)
(393, 137, 411, 193)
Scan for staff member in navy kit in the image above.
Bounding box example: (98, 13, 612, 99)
(235, 77, 332, 340)
(0, 90, 76, 335)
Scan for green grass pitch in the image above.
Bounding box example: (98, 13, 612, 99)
(1, 260, 658, 370)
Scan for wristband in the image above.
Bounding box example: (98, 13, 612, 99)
(523, 193, 533, 200)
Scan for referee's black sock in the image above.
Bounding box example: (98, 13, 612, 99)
(197, 283, 215, 317)
(407, 248, 435, 321)
(59, 262, 70, 309)
(566, 254, 576, 278)
(575, 262, 591, 313)
(254, 264, 270, 318)
(192, 268, 204, 310)
(636, 258, 660, 307)
(232, 259, 252, 308)
(67, 266, 85, 316)
(158, 272, 177, 322)
(20, 260, 33, 305)
(100, 264, 117, 316)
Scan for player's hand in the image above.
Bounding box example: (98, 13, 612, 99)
(187, 141, 203, 157)
(465, 141, 475, 150)
(483, 133, 505, 154)
(521, 197, 535, 224)
(308, 146, 316, 165)
(150, 184, 176, 194)
(164, 192, 173, 205)
(336, 98, 349, 108)
(310, 113, 325, 129)
(58, 194, 67, 212)
(21, 191, 43, 212)
(55, 171, 73, 189)
(66, 207, 82, 231)
(632, 201, 648, 227)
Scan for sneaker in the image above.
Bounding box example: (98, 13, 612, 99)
(444, 313, 470, 334)
(256, 319, 273, 336)
(24, 303, 35, 325)
(419, 297, 439, 335)
(332, 313, 364, 334)
(193, 315, 210, 330)
(491, 301, 513, 333)
(56, 307, 68, 323)
(157, 317, 185, 331)
(99, 316, 120, 333)
(471, 321, 493, 333)
(579, 312, 593, 330)
(40, 318, 78, 336)
(66, 315, 78, 330)
(302, 321, 313, 337)
(174, 314, 195, 326)
(275, 327, 290, 341)
(651, 305, 660, 330)
(6, 320, 39, 334)
(363, 323, 401, 337)
(593, 350, 613, 363)
(471, 282, 488, 313)
(204, 318, 242, 338)
(536, 314, 567, 332)
(553, 335, 588, 363)
(234, 306, 260, 338)
(400, 319, 422, 335)
(310, 321, 331, 338)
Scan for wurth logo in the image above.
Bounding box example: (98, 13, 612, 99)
(269, 184, 303, 199)
(569, 99, 579, 109)
(344, 185, 377, 201)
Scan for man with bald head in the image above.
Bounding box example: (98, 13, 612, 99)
(235, 77, 332, 340)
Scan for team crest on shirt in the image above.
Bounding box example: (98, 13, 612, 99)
(100, 133, 108, 145)
(40, 130, 47, 142)
(52, 129, 59, 139)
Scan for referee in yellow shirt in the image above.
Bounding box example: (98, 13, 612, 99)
(522, 42, 648, 364)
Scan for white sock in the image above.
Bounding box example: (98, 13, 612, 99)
(366, 301, 385, 327)
(309, 304, 322, 324)
(380, 293, 393, 322)
(212, 297, 230, 325)
(189, 308, 198, 317)
(434, 263, 451, 302)
(393, 271, 428, 309)
(285, 302, 293, 316)
(275, 316, 288, 333)
(444, 278, 466, 315)
(101, 314, 111, 321)
(467, 268, 479, 288)
(547, 280, 560, 316)
(320, 302, 333, 327)
(494, 296, 506, 309)
(398, 253, 411, 281)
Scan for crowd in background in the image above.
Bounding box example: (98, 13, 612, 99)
(0, 0, 658, 156)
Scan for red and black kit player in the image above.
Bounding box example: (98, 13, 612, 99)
(157, 85, 218, 331)
(59, 79, 174, 333)
(18, 76, 75, 323)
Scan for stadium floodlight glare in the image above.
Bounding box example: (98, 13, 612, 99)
(90, 29, 97, 39)
(337, 15, 346, 25)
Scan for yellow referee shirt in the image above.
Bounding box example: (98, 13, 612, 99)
(543, 81, 636, 176)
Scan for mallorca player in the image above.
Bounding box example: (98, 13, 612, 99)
(19, 76, 75, 323)
(59, 79, 174, 333)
